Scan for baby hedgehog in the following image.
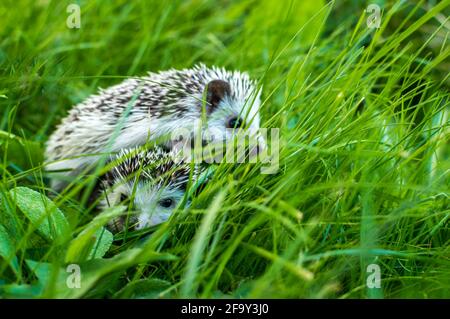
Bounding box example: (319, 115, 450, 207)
(45, 63, 263, 191)
(97, 146, 202, 233)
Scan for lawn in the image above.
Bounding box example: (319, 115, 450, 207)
(0, 0, 449, 298)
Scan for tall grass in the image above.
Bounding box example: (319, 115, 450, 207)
(0, 0, 449, 298)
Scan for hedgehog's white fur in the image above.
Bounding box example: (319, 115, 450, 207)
(98, 146, 200, 232)
(45, 64, 263, 191)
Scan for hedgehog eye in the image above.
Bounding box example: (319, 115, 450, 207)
(159, 198, 174, 208)
(227, 117, 244, 129)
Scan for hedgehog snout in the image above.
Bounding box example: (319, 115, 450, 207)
(107, 213, 139, 234)
(135, 211, 171, 230)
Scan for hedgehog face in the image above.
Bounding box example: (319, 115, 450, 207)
(104, 179, 187, 233)
(99, 147, 195, 233)
(203, 78, 265, 155)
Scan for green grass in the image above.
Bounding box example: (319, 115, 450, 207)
(0, 0, 449, 298)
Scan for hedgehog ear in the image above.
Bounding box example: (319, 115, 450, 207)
(205, 79, 231, 112)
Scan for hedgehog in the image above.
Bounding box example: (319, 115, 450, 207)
(96, 146, 202, 233)
(45, 64, 264, 191)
